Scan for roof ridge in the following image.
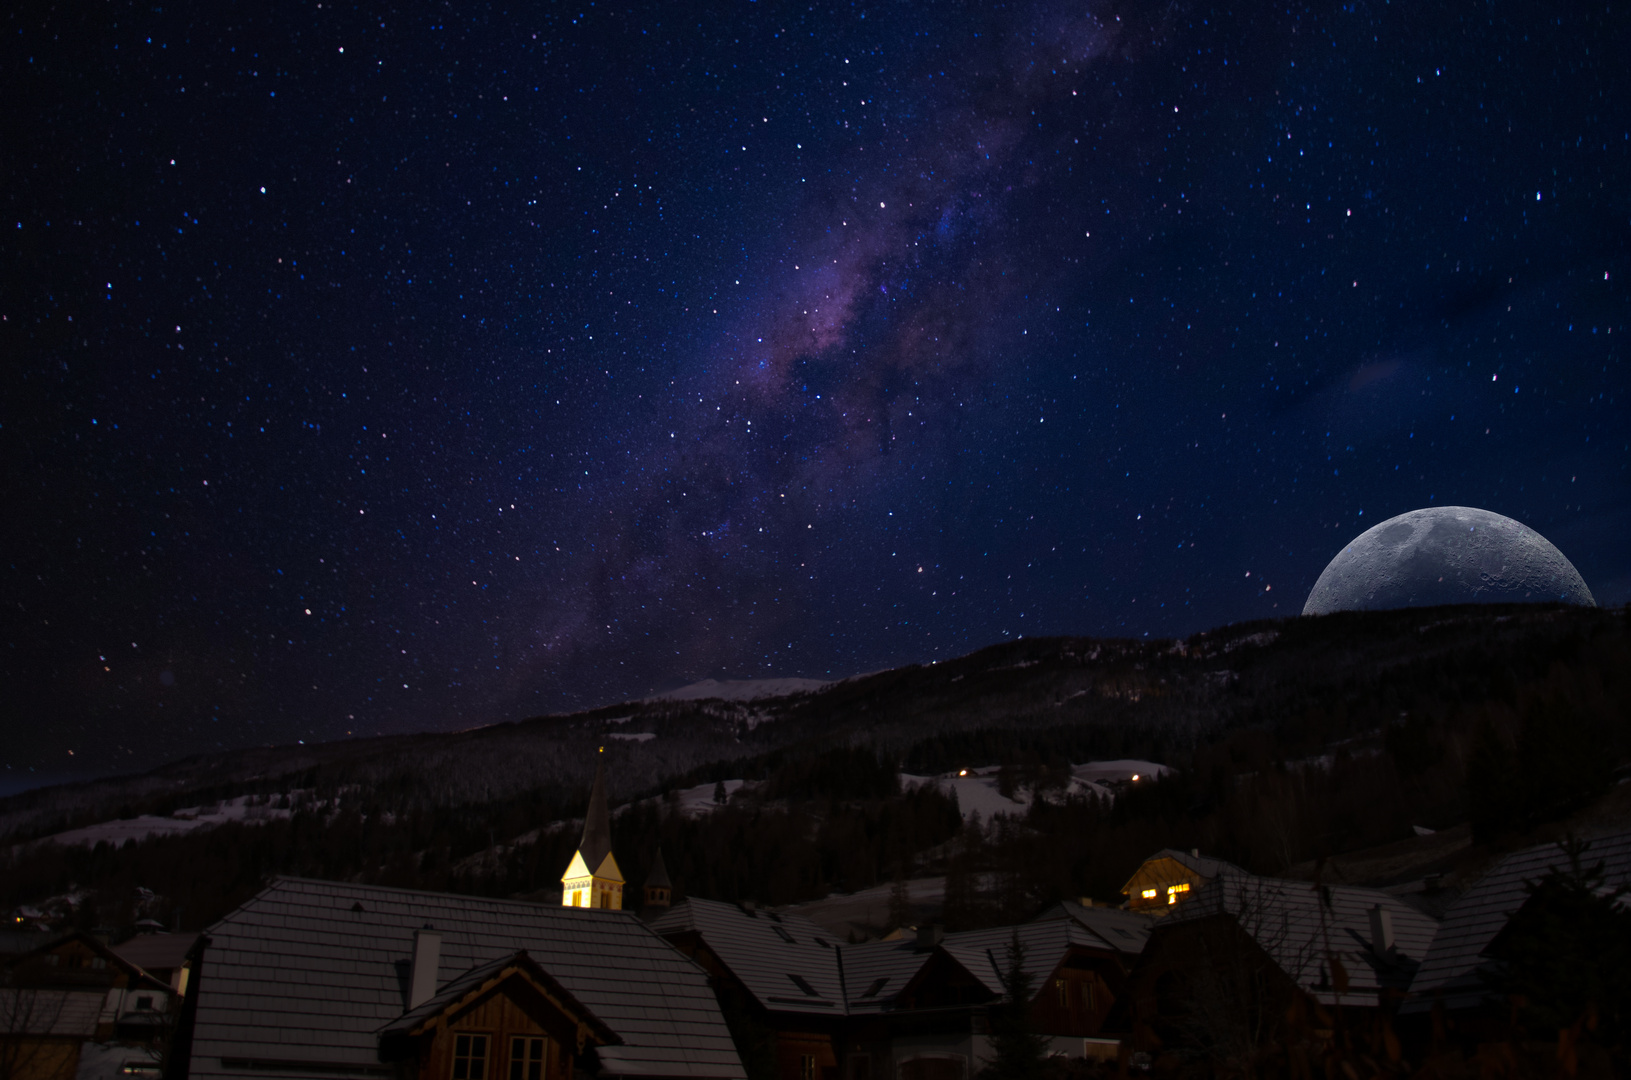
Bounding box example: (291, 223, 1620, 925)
(261, 874, 640, 917)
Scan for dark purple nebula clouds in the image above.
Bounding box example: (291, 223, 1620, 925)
(2, 0, 1627, 784)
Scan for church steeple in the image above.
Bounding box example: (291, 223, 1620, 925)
(643, 849, 672, 910)
(561, 751, 626, 909)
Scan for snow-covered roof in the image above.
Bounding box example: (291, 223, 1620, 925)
(1163, 870, 1438, 1007)
(1404, 830, 1631, 1012)
(187, 877, 745, 1080)
(648, 898, 844, 1015)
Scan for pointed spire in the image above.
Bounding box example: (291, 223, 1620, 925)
(645, 849, 672, 889)
(643, 849, 672, 911)
(579, 752, 613, 874)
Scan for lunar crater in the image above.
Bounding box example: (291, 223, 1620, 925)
(1303, 506, 1594, 615)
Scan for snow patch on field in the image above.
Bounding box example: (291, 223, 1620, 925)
(36, 794, 294, 849)
(902, 760, 1171, 823)
(606, 731, 657, 743)
(647, 677, 830, 702)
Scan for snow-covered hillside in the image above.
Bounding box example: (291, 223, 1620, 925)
(904, 760, 1170, 822)
(646, 677, 830, 702)
(30, 794, 295, 849)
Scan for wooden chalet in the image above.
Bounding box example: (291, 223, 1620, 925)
(1118, 849, 1244, 914)
(1121, 854, 1438, 1060)
(0, 931, 173, 1080)
(376, 949, 619, 1080)
(650, 898, 1154, 1080)
(170, 878, 746, 1080)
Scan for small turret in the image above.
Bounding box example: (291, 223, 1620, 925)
(643, 849, 673, 910)
(561, 751, 626, 910)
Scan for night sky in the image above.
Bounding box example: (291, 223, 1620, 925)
(4, 0, 1627, 789)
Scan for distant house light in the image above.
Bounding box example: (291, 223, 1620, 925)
(1131, 774, 1140, 781)
(1166, 883, 1190, 905)
(958, 769, 968, 777)
(1141, 889, 1158, 899)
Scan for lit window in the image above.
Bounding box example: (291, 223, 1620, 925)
(510, 1037, 546, 1080)
(453, 1034, 489, 1080)
(1141, 889, 1158, 900)
(1166, 883, 1190, 905)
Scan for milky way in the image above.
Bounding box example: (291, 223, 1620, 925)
(3, 0, 1626, 785)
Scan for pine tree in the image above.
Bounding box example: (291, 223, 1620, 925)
(979, 933, 1050, 1080)
(1483, 837, 1631, 1043)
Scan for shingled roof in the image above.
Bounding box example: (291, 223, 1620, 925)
(652, 898, 1148, 1019)
(1031, 901, 1155, 955)
(184, 877, 745, 1080)
(648, 899, 844, 1015)
(1164, 870, 1438, 1007)
(937, 920, 1120, 1000)
(1404, 830, 1631, 1012)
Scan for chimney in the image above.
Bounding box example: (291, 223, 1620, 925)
(916, 924, 944, 951)
(1368, 905, 1395, 958)
(409, 929, 442, 1009)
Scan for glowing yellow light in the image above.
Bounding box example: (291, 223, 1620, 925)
(958, 769, 969, 777)
(1166, 883, 1190, 905)
(1141, 889, 1158, 899)
(1131, 774, 1140, 781)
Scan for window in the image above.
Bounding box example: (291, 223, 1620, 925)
(135, 996, 155, 1011)
(1166, 883, 1190, 905)
(1140, 888, 1157, 899)
(1056, 979, 1068, 1008)
(452, 1034, 489, 1080)
(787, 973, 819, 997)
(510, 1037, 546, 1080)
(799, 1055, 816, 1080)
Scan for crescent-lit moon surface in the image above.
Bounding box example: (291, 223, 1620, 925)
(1303, 506, 1596, 615)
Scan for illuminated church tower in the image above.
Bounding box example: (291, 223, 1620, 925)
(561, 752, 625, 909)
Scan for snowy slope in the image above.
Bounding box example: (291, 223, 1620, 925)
(902, 759, 1171, 823)
(646, 677, 830, 702)
(34, 795, 293, 849)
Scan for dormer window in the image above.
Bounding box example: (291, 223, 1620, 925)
(773, 926, 796, 944)
(860, 978, 889, 999)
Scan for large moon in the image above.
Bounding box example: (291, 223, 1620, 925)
(1303, 506, 1595, 615)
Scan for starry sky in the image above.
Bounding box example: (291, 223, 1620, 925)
(3, 0, 1627, 789)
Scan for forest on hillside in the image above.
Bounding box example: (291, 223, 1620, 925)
(2, 604, 1627, 937)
